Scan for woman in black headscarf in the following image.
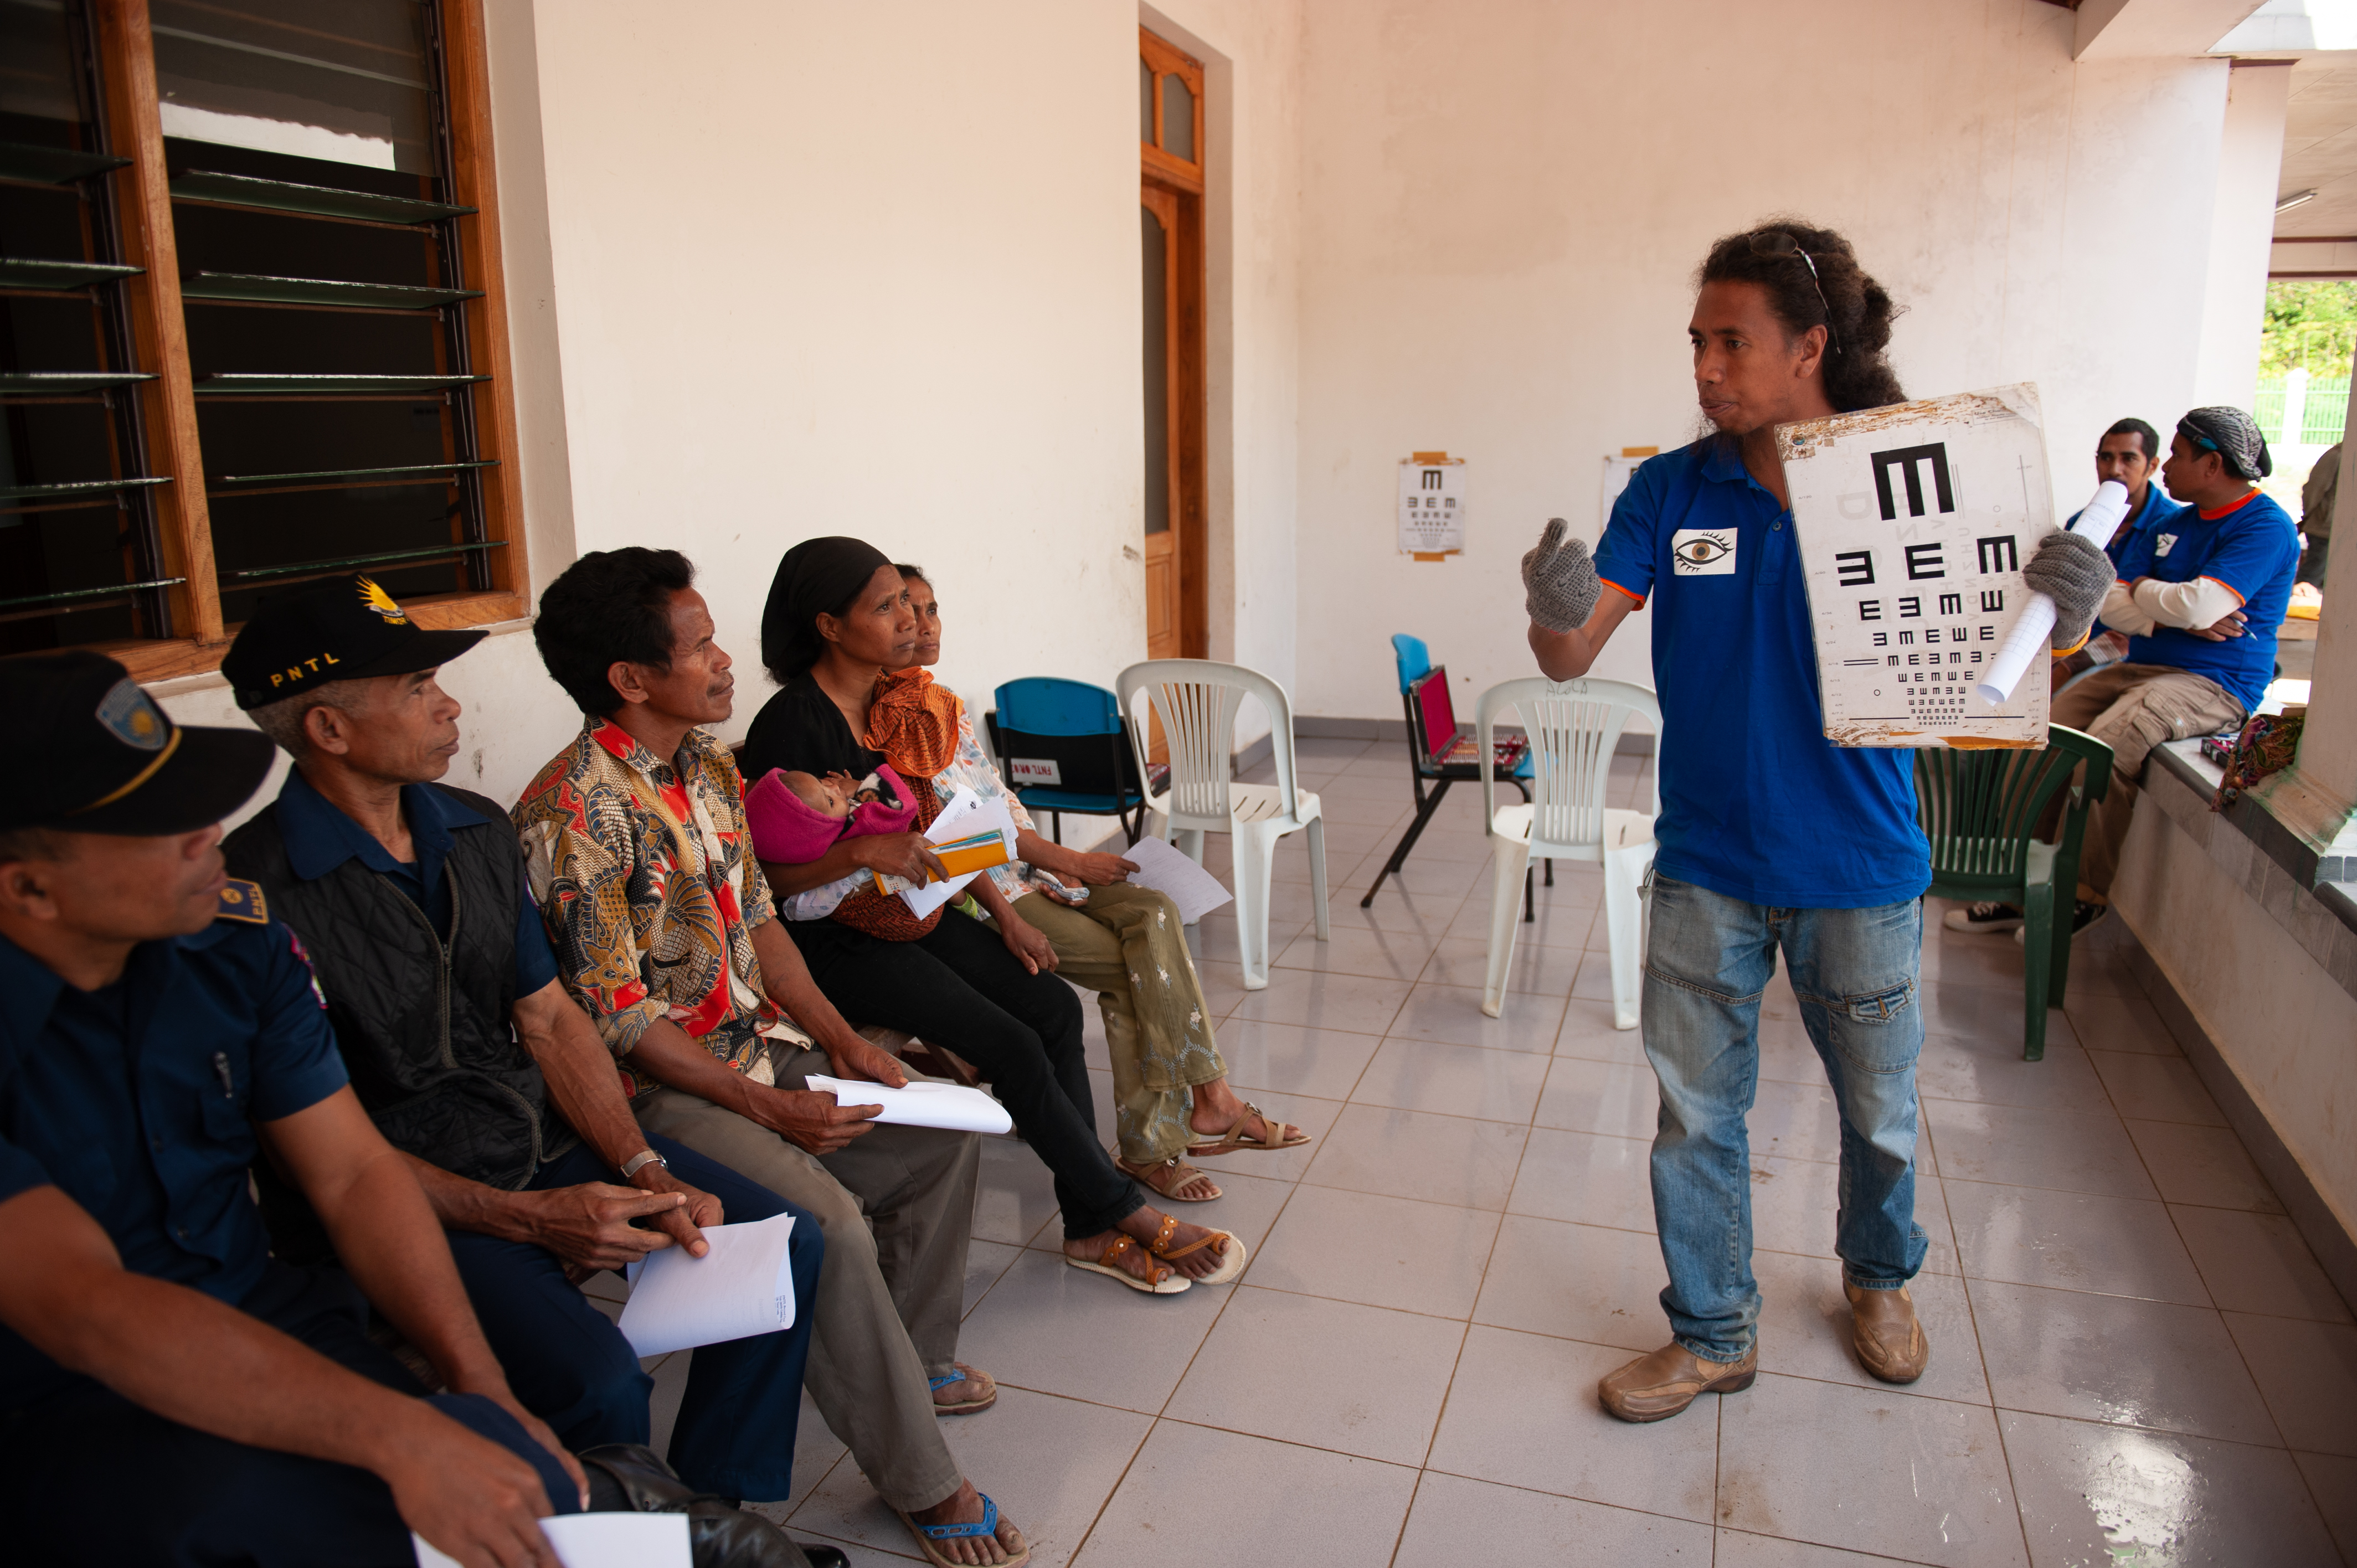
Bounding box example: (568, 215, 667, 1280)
(740, 538, 1247, 1296)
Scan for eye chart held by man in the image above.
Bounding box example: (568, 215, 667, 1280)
(1779, 383, 2080, 747)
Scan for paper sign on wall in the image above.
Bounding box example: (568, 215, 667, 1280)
(1602, 446, 1659, 519)
(1778, 384, 2055, 749)
(1398, 455, 1466, 554)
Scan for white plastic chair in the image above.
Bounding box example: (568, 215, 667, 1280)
(1478, 678, 1661, 1028)
(1116, 659, 1330, 989)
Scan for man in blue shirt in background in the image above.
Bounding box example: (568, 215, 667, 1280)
(1949, 415, 2194, 936)
(0, 651, 583, 1566)
(2052, 407, 2301, 924)
(1517, 221, 2112, 1423)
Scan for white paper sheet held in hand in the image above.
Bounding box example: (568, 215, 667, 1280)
(614, 1210, 797, 1358)
(1116, 834, 1235, 923)
(415, 1513, 689, 1568)
(806, 1074, 1015, 1135)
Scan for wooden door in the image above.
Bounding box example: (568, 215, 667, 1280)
(1141, 182, 1182, 663)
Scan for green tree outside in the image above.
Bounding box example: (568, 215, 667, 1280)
(2260, 280, 2357, 376)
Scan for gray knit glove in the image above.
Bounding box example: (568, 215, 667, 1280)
(2022, 530, 2113, 652)
(1522, 518, 1601, 633)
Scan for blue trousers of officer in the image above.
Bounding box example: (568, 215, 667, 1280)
(444, 1131, 821, 1502)
(0, 1261, 580, 1567)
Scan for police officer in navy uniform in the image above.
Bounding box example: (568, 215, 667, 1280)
(0, 651, 584, 1567)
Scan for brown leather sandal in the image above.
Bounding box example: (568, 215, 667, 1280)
(1146, 1213, 1248, 1286)
(1064, 1231, 1190, 1294)
(1115, 1153, 1222, 1202)
(1185, 1102, 1310, 1157)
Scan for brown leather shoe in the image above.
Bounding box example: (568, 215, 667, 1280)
(1845, 1280, 1929, 1383)
(1597, 1340, 1758, 1423)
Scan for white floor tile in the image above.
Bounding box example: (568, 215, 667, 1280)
(2003, 1410, 2341, 1568)
(1717, 1374, 2027, 1567)
(1074, 1420, 1419, 1568)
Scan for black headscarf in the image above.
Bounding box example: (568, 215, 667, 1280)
(760, 535, 891, 684)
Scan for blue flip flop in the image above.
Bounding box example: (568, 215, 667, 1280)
(928, 1364, 996, 1414)
(896, 1493, 1028, 1568)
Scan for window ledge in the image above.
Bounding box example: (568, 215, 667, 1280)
(2148, 740, 2357, 1002)
(115, 593, 532, 687)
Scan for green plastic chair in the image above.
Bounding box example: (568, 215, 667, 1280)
(1914, 725, 2114, 1061)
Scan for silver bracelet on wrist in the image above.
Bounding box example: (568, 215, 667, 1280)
(619, 1148, 668, 1180)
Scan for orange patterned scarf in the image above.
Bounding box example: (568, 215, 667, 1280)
(863, 667, 961, 780)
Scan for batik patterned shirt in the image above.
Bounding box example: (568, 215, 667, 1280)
(512, 719, 801, 1098)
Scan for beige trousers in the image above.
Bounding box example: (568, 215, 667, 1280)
(1013, 883, 1227, 1164)
(632, 1045, 980, 1513)
(2050, 662, 2245, 899)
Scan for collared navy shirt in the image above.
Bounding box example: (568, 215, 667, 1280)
(1592, 437, 1929, 909)
(273, 768, 558, 997)
(0, 917, 349, 1408)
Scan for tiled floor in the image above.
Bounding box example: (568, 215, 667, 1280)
(625, 735, 2357, 1566)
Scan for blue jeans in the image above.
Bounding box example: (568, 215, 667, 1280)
(446, 1133, 822, 1503)
(1642, 875, 1928, 1361)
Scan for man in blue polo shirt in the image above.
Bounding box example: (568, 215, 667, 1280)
(1517, 221, 2111, 1423)
(0, 650, 584, 1565)
(2055, 406, 2300, 918)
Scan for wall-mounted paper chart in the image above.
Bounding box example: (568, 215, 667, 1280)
(1398, 455, 1466, 554)
(1778, 384, 2055, 748)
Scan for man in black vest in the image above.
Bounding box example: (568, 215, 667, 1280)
(220, 576, 826, 1513)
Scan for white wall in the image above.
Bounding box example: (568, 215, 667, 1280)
(527, 0, 1305, 769)
(1290, 0, 2249, 724)
(151, 1, 1310, 820)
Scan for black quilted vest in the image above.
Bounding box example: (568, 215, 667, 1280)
(225, 784, 570, 1190)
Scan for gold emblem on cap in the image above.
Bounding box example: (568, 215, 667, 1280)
(95, 677, 170, 752)
(358, 576, 410, 626)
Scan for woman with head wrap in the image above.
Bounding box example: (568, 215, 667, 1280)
(740, 538, 1248, 1297)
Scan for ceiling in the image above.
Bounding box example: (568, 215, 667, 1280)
(2277, 55, 2357, 240)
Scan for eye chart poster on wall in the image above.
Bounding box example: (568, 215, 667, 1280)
(1398, 455, 1466, 555)
(1777, 384, 2055, 748)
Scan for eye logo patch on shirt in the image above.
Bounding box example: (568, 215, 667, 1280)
(1670, 528, 1738, 575)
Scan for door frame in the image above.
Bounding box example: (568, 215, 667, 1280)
(1141, 25, 1207, 659)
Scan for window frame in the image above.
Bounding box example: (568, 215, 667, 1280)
(68, 0, 526, 684)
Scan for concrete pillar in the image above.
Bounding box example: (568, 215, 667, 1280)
(2194, 61, 2291, 414)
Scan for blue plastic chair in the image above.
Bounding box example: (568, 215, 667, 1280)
(1360, 635, 1544, 912)
(984, 677, 1148, 845)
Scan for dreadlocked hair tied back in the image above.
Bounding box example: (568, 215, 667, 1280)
(1699, 219, 1907, 415)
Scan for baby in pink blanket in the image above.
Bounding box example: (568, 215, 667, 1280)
(745, 763, 915, 863)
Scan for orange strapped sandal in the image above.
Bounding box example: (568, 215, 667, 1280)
(1145, 1213, 1249, 1286)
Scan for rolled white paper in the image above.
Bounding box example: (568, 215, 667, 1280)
(1974, 479, 2129, 705)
